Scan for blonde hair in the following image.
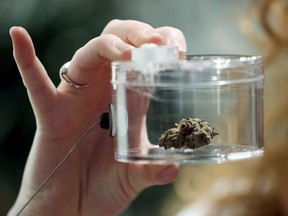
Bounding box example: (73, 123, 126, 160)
(242, 0, 288, 63)
(208, 1, 288, 214)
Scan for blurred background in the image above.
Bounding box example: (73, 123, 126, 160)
(2, 0, 284, 215)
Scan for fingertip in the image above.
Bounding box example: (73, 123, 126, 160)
(121, 48, 133, 60)
(154, 164, 180, 184)
(9, 26, 19, 35)
(114, 40, 135, 54)
(130, 28, 165, 47)
(9, 26, 19, 43)
(155, 27, 187, 54)
(143, 164, 180, 187)
(143, 28, 165, 45)
(9, 26, 36, 68)
(9, 26, 31, 52)
(9, 26, 16, 36)
(9, 26, 27, 39)
(168, 37, 187, 54)
(113, 40, 134, 60)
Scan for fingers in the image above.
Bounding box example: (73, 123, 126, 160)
(144, 164, 180, 186)
(10, 21, 187, 112)
(102, 19, 187, 52)
(65, 34, 134, 86)
(66, 20, 187, 87)
(156, 26, 187, 57)
(10, 27, 57, 115)
(65, 20, 164, 86)
(101, 19, 165, 46)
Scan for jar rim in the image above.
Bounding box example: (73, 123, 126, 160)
(111, 54, 264, 87)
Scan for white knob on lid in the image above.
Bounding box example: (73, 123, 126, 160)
(132, 44, 179, 63)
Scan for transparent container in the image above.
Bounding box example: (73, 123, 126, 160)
(111, 55, 264, 164)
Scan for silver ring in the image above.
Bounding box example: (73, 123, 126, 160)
(59, 61, 92, 89)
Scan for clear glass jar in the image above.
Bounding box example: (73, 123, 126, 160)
(111, 55, 264, 164)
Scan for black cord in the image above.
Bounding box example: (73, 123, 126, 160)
(16, 119, 103, 215)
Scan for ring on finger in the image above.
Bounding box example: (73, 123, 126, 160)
(59, 61, 92, 89)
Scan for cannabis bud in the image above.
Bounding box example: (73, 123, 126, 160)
(159, 118, 219, 150)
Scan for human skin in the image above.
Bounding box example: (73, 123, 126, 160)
(8, 20, 186, 216)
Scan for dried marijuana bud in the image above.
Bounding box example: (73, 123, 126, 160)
(159, 118, 219, 150)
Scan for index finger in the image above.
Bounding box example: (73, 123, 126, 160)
(62, 20, 187, 89)
(64, 20, 165, 87)
(102, 20, 187, 52)
(101, 19, 165, 47)
(63, 34, 134, 88)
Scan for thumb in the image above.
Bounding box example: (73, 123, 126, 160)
(129, 164, 180, 191)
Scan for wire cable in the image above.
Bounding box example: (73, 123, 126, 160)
(16, 120, 101, 215)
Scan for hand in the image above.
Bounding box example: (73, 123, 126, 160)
(8, 20, 187, 215)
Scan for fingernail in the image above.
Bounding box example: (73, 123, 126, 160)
(169, 37, 187, 53)
(114, 40, 134, 53)
(144, 28, 163, 38)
